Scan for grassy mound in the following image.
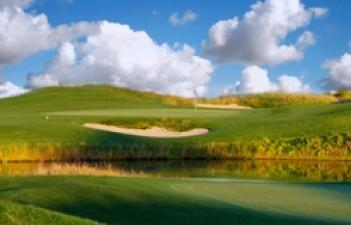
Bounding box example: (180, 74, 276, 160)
(0, 200, 101, 225)
(0, 85, 191, 113)
(201, 93, 337, 108)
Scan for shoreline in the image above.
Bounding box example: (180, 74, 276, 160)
(2, 156, 351, 163)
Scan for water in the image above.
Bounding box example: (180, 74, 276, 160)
(1, 160, 350, 182)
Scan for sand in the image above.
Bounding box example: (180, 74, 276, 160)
(84, 123, 209, 138)
(197, 103, 251, 110)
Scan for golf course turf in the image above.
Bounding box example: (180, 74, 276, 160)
(0, 86, 351, 225)
(0, 176, 349, 225)
(0, 85, 351, 161)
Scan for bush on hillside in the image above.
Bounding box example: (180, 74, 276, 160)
(335, 88, 351, 102)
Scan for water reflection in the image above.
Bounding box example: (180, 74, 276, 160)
(1, 160, 350, 182)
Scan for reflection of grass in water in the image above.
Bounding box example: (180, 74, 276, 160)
(203, 160, 351, 181)
(0, 162, 148, 177)
(1, 160, 350, 182)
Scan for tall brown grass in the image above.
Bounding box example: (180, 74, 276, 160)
(1, 132, 351, 162)
(200, 93, 338, 108)
(0, 161, 149, 177)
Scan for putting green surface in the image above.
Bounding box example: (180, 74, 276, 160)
(0, 176, 350, 225)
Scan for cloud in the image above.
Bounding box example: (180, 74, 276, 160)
(0, 6, 52, 65)
(28, 22, 214, 97)
(235, 66, 277, 93)
(0, 80, 28, 98)
(203, 0, 327, 65)
(0, 2, 211, 97)
(297, 30, 315, 48)
(230, 66, 310, 94)
(277, 75, 310, 92)
(0, 0, 33, 8)
(0, 2, 99, 66)
(310, 7, 328, 17)
(169, 10, 198, 27)
(321, 53, 351, 90)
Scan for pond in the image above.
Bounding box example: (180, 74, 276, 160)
(1, 159, 350, 182)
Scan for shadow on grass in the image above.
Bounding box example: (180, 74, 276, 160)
(0, 177, 349, 225)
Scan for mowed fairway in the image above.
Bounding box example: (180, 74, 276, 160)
(0, 86, 351, 145)
(0, 86, 351, 225)
(1, 86, 351, 160)
(49, 104, 351, 141)
(0, 176, 349, 225)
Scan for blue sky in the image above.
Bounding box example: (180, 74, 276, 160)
(1, 0, 351, 97)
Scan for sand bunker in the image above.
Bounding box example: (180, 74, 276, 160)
(84, 123, 209, 138)
(197, 103, 251, 110)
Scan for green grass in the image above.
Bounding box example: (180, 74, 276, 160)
(0, 200, 102, 225)
(0, 176, 349, 225)
(1, 86, 350, 225)
(1, 85, 351, 160)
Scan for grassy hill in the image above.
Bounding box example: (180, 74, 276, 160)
(1, 85, 351, 161)
(0, 85, 191, 113)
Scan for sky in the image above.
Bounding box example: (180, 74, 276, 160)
(0, 0, 351, 98)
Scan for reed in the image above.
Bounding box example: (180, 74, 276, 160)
(1, 131, 351, 161)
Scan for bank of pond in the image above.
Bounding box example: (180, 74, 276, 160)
(1, 159, 350, 182)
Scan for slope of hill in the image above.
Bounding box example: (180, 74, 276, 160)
(0, 85, 351, 161)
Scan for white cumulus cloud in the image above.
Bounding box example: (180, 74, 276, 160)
(321, 53, 351, 90)
(310, 7, 328, 17)
(203, 0, 327, 65)
(28, 22, 214, 97)
(297, 31, 315, 48)
(235, 66, 277, 93)
(169, 10, 198, 27)
(277, 74, 310, 92)
(0, 80, 28, 98)
(0, 6, 52, 65)
(231, 66, 310, 94)
(0, 0, 33, 8)
(0, 2, 212, 97)
(0, 2, 99, 66)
